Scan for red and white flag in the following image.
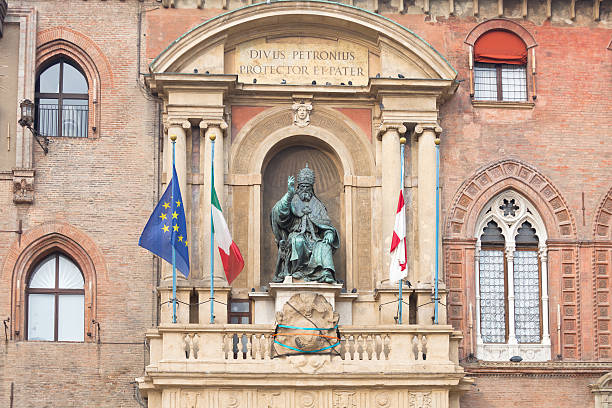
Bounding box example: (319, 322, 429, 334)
(389, 189, 407, 283)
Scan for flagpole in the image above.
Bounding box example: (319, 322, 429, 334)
(434, 137, 441, 324)
(209, 134, 216, 324)
(398, 135, 406, 324)
(170, 134, 178, 324)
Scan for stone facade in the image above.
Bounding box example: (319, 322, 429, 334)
(0, 0, 610, 407)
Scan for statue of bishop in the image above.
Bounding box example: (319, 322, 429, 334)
(270, 164, 339, 284)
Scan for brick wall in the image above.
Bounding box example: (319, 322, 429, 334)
(1, 1, 159, 406)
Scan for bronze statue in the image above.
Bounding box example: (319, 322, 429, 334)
(270, 164, 339, 283)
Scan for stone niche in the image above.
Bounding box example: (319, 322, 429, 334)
(261, 144, 346, 286)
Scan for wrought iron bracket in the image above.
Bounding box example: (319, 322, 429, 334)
(21, 122, 49, 154)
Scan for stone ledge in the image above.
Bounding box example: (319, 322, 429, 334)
(472, 100, 535, 109)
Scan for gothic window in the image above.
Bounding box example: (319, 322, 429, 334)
(475, 191, 550, 361)
(35, 57, 89, 138)
(473, 30, 528, 102)
(26, 253, 85, 341)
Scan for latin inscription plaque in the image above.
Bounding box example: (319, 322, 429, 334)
(236, 38, 369, 86)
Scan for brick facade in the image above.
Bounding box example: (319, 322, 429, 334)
(0, 0, 610, 406)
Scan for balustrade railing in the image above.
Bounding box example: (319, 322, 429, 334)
(153, 325, 447, 364)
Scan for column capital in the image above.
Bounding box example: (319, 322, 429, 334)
(167, 118, 191, 129)
(199, 119, 228, 132)
(414, 123, 442, 136)
(377, 121, 407, 140)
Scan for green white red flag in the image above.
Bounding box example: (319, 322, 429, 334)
(211, 185, 244, 284)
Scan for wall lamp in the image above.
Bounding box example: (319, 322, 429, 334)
(18, 99, 49, 154)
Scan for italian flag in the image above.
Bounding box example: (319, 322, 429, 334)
(212, 185, 244, 284)
(389, 189, 407, 283)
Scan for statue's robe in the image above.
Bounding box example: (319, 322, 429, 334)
(270, 191, 339, 282)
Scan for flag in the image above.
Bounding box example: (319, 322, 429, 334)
(139, 165, 190, 277)
(389, 189, 407, 283)
(211, 184, 244, 284)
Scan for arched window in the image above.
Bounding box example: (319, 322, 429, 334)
(35, 57, 89, 138)
(473, 30, 528, 102)
(475, 191, 550, 361)
(26, 253, 85, 341)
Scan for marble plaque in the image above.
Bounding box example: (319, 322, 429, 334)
(236, 37, 369, 86)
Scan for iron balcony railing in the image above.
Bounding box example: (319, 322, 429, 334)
(37, 103, 89, 138)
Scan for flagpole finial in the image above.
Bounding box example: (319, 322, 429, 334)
(434, 138, 441, 145)
(209, 133, 216, 141)
(170, 134, 177, 142)
(399, 136, 407, 145)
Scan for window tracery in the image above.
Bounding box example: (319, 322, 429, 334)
(475, 190, 550, 361)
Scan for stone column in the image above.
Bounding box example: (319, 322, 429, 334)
(414, 123, 442, 285)
(200, 120, 228, 286)
(378, 122, 407, 283)
(475, 242, 483, 346)
(540, 246, 551, 345)
(162, 119, 190, 281)
(506, 244, 518, 344)
(165, 119, 190, 203)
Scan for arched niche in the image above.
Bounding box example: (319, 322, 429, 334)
(261, 139, 345, 286)
(228, 106, 374, 291)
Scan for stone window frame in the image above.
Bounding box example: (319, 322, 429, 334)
(474, 190, 551, 361)
(465, 19, 538, 109)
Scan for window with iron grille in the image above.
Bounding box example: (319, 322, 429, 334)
(35, 57, 89, 138)
(472, 30, 528, 102)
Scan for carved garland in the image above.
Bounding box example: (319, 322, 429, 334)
(446, 159, 576, 239)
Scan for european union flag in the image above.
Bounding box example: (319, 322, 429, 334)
(139, 165, 190, 277)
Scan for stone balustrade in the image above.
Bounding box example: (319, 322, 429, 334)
(140, 324, 469, 407)
(147, 324, 459, 367)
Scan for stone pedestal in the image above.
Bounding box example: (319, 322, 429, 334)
(375, 287, 411, 325)
(158, 284, 191, 324)
(196, 286, 231, 324)
(269, 280, 343, 312)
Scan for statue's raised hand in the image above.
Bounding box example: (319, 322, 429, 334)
(287, 176, 295, 195)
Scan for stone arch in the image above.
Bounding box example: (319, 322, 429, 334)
(446, 159, 576, 240)
(230, 106, 375, 179)
(37, 27, 114, 137)
(464, 18, 537, 49)
(2, 222, 106, 341)
(594, 187, 612, 240)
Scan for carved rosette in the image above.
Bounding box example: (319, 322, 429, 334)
(12, 169, 35, 204)
(274, 292, 339, 357)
